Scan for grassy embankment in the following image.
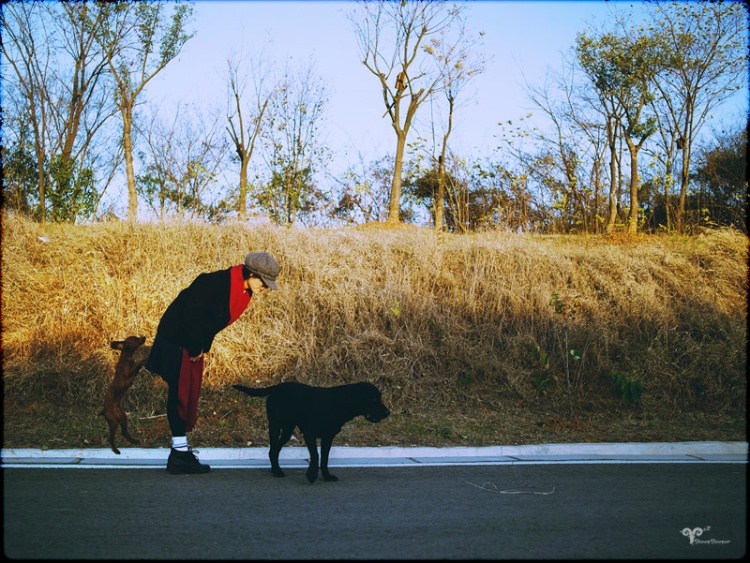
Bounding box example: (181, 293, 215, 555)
(2, 212, 747, 450)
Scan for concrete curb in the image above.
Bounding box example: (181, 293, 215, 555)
(2, 442, 746, 468)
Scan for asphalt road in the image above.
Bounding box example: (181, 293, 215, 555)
(3, 463, 745, 559)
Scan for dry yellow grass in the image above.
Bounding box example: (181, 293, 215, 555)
(2, 212, 747, 448)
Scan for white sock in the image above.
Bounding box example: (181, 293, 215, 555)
(172, 436, 188, 451)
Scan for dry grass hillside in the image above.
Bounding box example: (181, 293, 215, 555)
(2, 212, 747, 450)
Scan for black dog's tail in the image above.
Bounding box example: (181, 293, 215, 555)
(233, 384, 275, 397)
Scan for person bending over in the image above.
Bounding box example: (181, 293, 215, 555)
(146, 252, 280, 474)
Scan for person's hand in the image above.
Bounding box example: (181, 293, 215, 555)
(189, 352, 204, 363)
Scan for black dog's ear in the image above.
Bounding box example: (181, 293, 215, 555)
(111, 341, 124, 350)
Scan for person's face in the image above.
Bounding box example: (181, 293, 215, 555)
(245, 276, 267, 295)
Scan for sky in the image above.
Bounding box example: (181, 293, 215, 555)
(116, 0, 748, 216)
(145, 0, 619, 161)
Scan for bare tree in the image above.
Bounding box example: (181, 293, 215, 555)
(561, 70, 609, 234)
(226, 48, 275, 221)
(259, 61, 328, 226)
(52, 5, 113, 174)
(96, 1, 195, 222)
(523, 70, 583, 233)
(466, 156, 538, 232)
(350, 0, 479, 224)
(137, 103, 228, 221)
(429, 17, 485, 232)
(2, 2, 52, 221)
(2, 2, 115, 222)
(521, 55, 611, 234)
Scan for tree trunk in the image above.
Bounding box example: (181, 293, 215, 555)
(626, 140, 639, 234)
(122, 103, 137, 222)
(435, 155, 445, 232)
(238, 154, 248, 221)
(592, 158, 601, 234)
(435, 94, 454, 232)
(32, 117, 47, 224)
(605, 144, 618, 234)
(676, 136, 691, 234)
(664, 163, 673, 232)
(388, 131, 407, 224)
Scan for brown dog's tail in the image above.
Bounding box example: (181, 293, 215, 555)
(233, 384, 275, 397)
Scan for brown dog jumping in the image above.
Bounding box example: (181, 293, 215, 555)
(101, 336, 148, 454)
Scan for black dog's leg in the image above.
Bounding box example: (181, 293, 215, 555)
(320, 435, 338, 482)
(268, 419, 292, 477)
(303, 432, 319, 483)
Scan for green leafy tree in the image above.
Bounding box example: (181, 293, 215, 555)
(47, 155, 97, 222)
(647, 1, 747, 233)
(1, 129, 38, 217)
(692, 121, 747, 231)
(577, 30, 663, 233)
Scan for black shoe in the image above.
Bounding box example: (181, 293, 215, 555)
(167, 447, 211, 474)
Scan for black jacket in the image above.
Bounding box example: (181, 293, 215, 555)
(155, 267, 234, 358)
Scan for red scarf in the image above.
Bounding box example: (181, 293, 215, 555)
(228, 264, 251, 325)
(178, 350, 203, 432)
(178, 265, 251, 431)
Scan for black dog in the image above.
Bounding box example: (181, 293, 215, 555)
(233, 381, 390, 483)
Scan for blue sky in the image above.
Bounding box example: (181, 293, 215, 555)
(144, 1, 628, 164)
(133, 0, 747, 216)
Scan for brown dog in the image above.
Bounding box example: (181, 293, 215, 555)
(101, 336, 148, 454)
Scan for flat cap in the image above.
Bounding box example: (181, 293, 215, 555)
(244, 252, 280, 290)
